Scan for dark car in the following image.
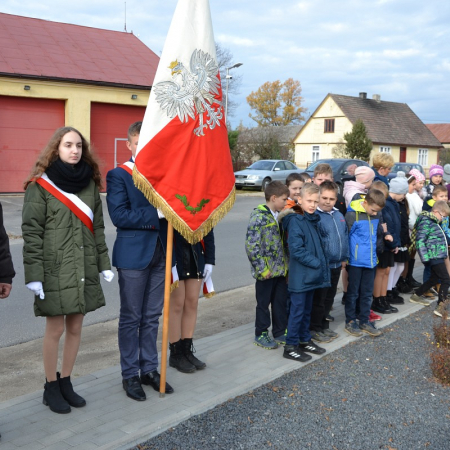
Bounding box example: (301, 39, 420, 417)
(305, 159, 370, 194)
(388, 163, 425, 181)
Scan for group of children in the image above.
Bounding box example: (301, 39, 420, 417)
(245, 155, 450, 363)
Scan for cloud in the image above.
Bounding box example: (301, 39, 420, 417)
(215, 34, 256, 47)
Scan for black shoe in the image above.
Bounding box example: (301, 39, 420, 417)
(43, 379, 71, 414)
(57, 372, 86, 407)
(325, 314, 334, 322)
(382, 296, 398, 313)
(169, 341, 196, 373)
(396, 278, 412, 294)
(181, 338, 206, 370)
(387, 290, 404, 305)
(391, 287, 405, 301)
(299, 340, 326, 355)
(122, 376, 146, 401)
(371, 296, 392, 314)
(141, 370, 174, 394)
(283, 345, 312, 362)
(407, 277, 421, 288)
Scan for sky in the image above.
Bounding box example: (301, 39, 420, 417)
(2, 0, 450, 129)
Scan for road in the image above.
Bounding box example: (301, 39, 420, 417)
(0, 193, 263, 348)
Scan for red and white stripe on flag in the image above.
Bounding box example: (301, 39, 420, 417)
(133, 0, 235, 245)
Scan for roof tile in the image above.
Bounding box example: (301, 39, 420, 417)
(426, 124, 450, 144)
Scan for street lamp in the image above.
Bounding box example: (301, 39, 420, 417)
(224, 62, 243, 125)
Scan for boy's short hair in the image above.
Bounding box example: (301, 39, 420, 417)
(300, 182, 320, 198)
(264, 180, 289, 201)
(299, 172, 312, 182)
(127, 121, 142, 140)
(432, 185, 447, 196)
(433, 200, 450, 216)
(319, 180, 338, 195)
(370, 180, 389, 197)
(372, 153, 394, 170)
(365, 189, 386, 208)
(285, 172, 304, 187)
(313, 163, 333, 178)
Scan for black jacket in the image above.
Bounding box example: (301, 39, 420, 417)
(0, 203, 15, 284)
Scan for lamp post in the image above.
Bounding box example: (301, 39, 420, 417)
(224, 62, 243, 125)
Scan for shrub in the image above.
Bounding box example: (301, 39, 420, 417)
(430, 300, 450, 385)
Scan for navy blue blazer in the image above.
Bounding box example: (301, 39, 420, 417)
(106, 163, 164, 270)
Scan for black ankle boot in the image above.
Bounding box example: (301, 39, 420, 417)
(58, 372, 86, 407)
(43, 379, 71, 414)
(181, 338, 206, 370)
(407, 259, 421, 288)
(396, 277, 412, 294)
(390, 288, 404, 304)
(371, 296, 391, 314)
(169, 340, 196, 373)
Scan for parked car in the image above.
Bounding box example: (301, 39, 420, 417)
(304, 159, 369, 194)
(388, 163, 425, 181)
(234, 160, 303, 191)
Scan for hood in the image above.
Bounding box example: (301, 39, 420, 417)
(348, 199, 368, 213)
(343, 180, 367, 194)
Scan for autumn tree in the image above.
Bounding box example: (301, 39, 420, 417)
(343, 119, 373, 162)
(246, 78, 307, 126)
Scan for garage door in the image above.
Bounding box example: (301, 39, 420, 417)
(0, 96, 65, 193)
(90, 102, 146, 190)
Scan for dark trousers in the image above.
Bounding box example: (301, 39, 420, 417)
(255, 277, 288, 338)
(346, 266, 376, 325)
(310, 267, 342, 331)
(416, 262, 450, 305)
(118, 241, 165, 379)
(286, 290, 314, 345)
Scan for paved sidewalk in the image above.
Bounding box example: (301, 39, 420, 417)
(0, 290, 428, 450)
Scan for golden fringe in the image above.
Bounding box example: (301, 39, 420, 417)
(133, 166, 236, 244)
(204, 291, 215, 299)
(170, 280, 179, 293)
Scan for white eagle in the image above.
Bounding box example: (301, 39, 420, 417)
(153, 49, 223, 136)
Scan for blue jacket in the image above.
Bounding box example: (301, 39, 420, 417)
(106, 163, 164, 270)
(372, 167, 389, 187)
(316, 208, 349, 268)
(382, 196, 401, 249)
(282, 210, 330, 293)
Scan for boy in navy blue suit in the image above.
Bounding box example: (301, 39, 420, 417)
(106, 122, 173, 401)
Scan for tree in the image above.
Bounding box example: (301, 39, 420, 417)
(343, 119, 373, 162)
(246, 78, 307, 127)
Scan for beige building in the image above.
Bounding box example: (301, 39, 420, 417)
(294, 93, 442, 174)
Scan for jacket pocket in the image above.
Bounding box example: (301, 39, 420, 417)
(52, 249, 64, 275)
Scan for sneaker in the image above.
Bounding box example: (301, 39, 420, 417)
(344, 321, 363, 337)
(254, 332, 278, 349)
(410, 293, 432, 306)
(299, 340, 326, 355)
(359, 322, 382, 337)
(433, 304, 449, 318)
(431, 285, 440, 296)
(369, 310, 382, 322)
(423, 290, 436, 299)
(274, 331, 287, 345)
(325, 314, 334, 322)
(310, 330, 333, 343)
(283, 345, 312, 362)
(322, 328, 339, 339)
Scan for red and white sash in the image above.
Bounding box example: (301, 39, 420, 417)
(36, 173, 94, 234)
(118, 161, 134, 175)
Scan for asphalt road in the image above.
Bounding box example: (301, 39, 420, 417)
(0, 193, 263, 348)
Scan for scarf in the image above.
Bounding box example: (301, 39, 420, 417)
(45, 158, 93, 194)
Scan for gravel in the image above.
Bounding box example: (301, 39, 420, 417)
(132, 309, 450, 450)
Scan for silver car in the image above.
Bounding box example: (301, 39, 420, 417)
(234, 160, 303, 191)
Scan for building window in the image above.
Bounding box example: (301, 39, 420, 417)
(312, 145, 320, 162)
(379, 146, 391, 153)
(418, 148, 428, 166)
(324, 119, 335, 133)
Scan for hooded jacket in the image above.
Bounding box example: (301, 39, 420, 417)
(382, 196, 402, 249)
(414, 212, 449, 264)
(343, 180, 367, 208)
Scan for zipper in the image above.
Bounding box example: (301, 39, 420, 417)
(369, 215, 373, 268)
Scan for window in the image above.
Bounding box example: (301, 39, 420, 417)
(285, 161, 297, 170)
(379, 146, 391, 153)
(312, 145, 320, 162)
(324, 119, 335, 133)
(418, 148, 428, 166)
(274, 161, 286, 171)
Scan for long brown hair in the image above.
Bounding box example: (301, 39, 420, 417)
(24, 127, 103, 190)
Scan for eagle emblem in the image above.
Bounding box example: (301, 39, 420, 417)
(153, 49, 223, 136)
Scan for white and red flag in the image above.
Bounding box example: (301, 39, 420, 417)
(133, 0, 235, 244)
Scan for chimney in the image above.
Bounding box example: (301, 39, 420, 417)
(372, 94, 381, 103)
(359, 92, 367, 99)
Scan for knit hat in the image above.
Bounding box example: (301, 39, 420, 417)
(408, 168, 425, 183)
(429, 164, 444, 178)
(355, 166, 375, 183)
(389, 171, 408, 194)
(443, 164, 450, 183)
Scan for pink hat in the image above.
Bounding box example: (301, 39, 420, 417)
(429, 164, 444, 178)
(408, 168, 425, 182)
(355, 166, 375, 183)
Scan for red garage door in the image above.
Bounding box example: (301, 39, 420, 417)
(0, 96, 65, 193)
(90, 102, 146, 190)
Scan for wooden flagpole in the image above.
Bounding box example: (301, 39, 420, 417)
(160, 221, 174, 397)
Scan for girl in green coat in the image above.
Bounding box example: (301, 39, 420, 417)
(22, 127, 113, 414)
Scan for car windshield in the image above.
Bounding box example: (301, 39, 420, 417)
(307, 160, 342, 171)
(247, 161, 275, 171)
(391, 164, 420, 173)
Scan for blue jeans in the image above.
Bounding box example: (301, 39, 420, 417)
(286, 290, 314, 345)
(346, 266, 375, 325)
(118, 241, 165, 379)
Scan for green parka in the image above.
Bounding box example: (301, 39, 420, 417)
(22, 179, 111, 317)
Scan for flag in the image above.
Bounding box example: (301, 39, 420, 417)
(133, 0, 235, 244)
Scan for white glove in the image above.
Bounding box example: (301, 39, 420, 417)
(26, 281, 45, 300)
(102, 270, 115, 282)
(157, 209, 165, 219)
(203, 264, 213, 282)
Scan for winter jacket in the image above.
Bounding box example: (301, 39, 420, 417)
(316, 207, 349, 268)
(371, 167, 389, 187)
(343, 180, 367, 208)
(406, 192, 423, 230)
(281, 210, 330, 292)
(346, 199, 385, 268)
(246, 204, 287, 280)
(0, 203, 15, 284)
(22, 180, 111, 317)
(382, 196, 402, 250)
(414, 212, 449, 264)
(421, 197, 450, 243)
